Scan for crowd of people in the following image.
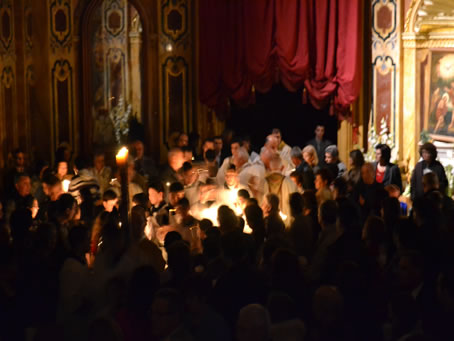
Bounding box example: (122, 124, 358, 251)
(1, 125, 454, 341)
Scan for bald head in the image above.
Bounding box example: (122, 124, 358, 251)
(237, 304, 270, 341)
(265, 134, 279, 153)
(260, 147, 274, 170)
(233, 147, 249, 169)
(269, 154, 283, 172)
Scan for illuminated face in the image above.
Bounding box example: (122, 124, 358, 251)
(375, 149, 382, 163)
(183, 150, 193, 162)
(169, 152, 184, 171)
(183, 168, 197, 186)
(290, 175, 300, 188)
(15, 152, 25, 168)
(134, 141, 145, 159)
(314, 174, 326, 190)
(103, 198, 118, 213)
(225, 170, 238, 187)
(178, 134, 188, 147)
(94, 154, 105, 171)
(16, 176, 31, 197)
(303, 152, 314, 165)
(315, 126, 325, 140)
(421, 149, 432, 163)
(266, 136, 279, 153)
(325, 153, 333, 164)
(57, 161, 68, 179)
(148, 188, 163, 206)
(169, 190, 185, 207)
(231, 142, 241, 157)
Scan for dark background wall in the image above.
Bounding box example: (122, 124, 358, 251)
(227, 84, 338, 151)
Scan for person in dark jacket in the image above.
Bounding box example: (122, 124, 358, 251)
(373, 144, 402, 192)
(410, 142, 448, 202)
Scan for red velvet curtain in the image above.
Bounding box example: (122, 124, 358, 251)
(199, 0, 362, 118)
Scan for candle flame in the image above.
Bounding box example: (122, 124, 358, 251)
(117, 147, 128, 159)
(279, 211, 287, 221)
(62, 179, 71, 192)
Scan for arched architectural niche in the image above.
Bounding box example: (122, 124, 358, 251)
(78, 0, 160, 158)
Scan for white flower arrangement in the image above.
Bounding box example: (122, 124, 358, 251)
(109, 96, 132, 144)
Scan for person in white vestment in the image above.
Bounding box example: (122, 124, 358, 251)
(216, 137, 242, 185)
(263, 154, 298, 226)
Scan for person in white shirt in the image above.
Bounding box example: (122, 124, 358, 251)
(263, 154, 298, 226)
(272, 128, 293, 168)
(241, 147, 274, 202)
(89, 151, 111, 195)
(216, 137, 242, 186)
(261, 134, 294, 176)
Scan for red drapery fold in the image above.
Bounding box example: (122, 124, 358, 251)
(199, 0, 362, 119)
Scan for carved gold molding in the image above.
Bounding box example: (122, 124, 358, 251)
(404, 0, 421, 33)
(402, 37, 454, 48)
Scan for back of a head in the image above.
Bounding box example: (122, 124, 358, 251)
(290, 146, 303, 160)
(56, 193, 76, 217)
(349, 149, 365, 168)
(289, 192, 303, 217)
(132, 192, 149, 209)
(169, 181, 184, 193)
(164, 230, 182, 250)
(130, 205, 147, 241)
(422, 172, 439, 192)
(313, 285, 344, 328)
(217, 205, 238, 233)
(238, 188, 250, 200)
(325, 145, 339, 158)
(237, 304, 271, 341)
(245, 204, 264, 228)
(316, 168, 332, 185)
(266, 193, 280, 212)
(319, 200, 338, 226)
(148, 180, 164, 194)
(268, 154, 282, 172)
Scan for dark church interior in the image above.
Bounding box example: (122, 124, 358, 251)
(1, 1, 454, 340)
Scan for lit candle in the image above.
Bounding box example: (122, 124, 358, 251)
(62, 179, 71, 193)
(279, 211, 287, 221)
(116, 147, 129, 168)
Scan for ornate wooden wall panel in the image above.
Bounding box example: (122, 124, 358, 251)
(371, 0, 400, 159)
(48, 0, 77, 158)
(0, 0, 16, 168)
(159, 0, 192, 157)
